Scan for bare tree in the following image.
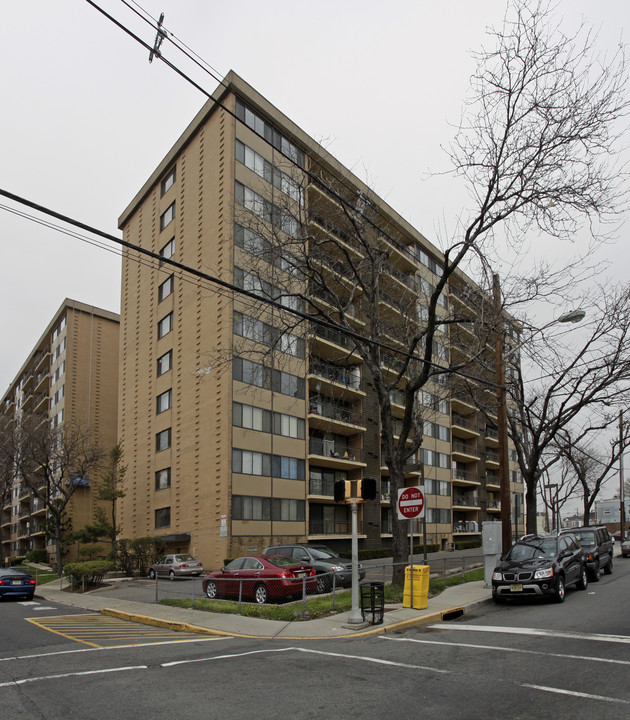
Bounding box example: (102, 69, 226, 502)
(225, 0, 629, 583)
(3, 416, 104, 572)
(507, 286, 630, 533)
(556, 428, 630, 526)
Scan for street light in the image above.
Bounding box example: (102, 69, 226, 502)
(493, 272, 585, 554)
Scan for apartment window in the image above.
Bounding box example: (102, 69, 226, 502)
(233, 402, 271, 433)
(160, 202, 175, 231)
(160, 238, 175, 263)
(155, 468, 171, 490)
(232, 495, 305, 522)
(156, 389, 172, 415)
(233, 358, 305, 399)
(236, 139, 303, 205)
(155, 507, 171, 528)
(157, 350, 173, 376)
(161, 166, 176, 196)
(158, 275, 174, 302)
(158, 312, 173, 339)
(51, 315, 66, 342)
(156, 428, 171, 452)
(426, 508, 452, 524)
(234, 311, 271, 345)
(232, 449, 305, 480)
(424, 478, 451, 496)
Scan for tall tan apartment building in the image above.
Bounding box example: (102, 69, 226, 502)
(117, 72, 524, 569)
(1, 300, 120, 562)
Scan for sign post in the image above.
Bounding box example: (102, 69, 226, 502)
(397, 487, 425, 607)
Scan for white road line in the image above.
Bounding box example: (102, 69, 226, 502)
(520, 684, 630, 705)
(427, 623, 630, 645)
(0, 666, 148, 688)
(0, 636, 231, 663)
(379, 636, 630, 665)
(163, 646, 450, 673)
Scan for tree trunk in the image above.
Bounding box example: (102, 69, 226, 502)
(525, 475, 538, 534)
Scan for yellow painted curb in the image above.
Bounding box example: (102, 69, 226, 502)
(101, 604, 470, 640)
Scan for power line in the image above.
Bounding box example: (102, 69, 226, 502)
(0, 186, 502, 391)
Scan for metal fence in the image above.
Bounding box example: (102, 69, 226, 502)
(149, 554, 485, 615)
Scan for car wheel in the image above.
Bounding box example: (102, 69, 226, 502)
(169, 570, 175, 581)
(554, 576, 565, 603)
(590, 568, 600, 582)
(576, 567, 588, 590)
(149, 569, 157, 580)
(604, 557, 613, 575)
(205, 580, 218, 599)
(316, 575, 330, 593)
(254, 583, 269, 604)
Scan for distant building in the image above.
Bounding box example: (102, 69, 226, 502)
(1, 300, 119, 562)
(595, 497, 630, 526)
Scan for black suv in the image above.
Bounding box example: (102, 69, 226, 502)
(262, 544, 365, 592)
(560, 526, 613, 581)
(492, 533, 587, 604)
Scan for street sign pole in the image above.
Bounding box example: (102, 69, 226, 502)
(398, 486, 425, 608)
(346, 499, 363, 625)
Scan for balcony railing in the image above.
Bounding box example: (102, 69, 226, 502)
(313, 324, 355, 352)
(452, 414, 478, 432)
(309, 478, 335, 497)
(453, 520, 480, 533)
(485, 449, 499, 463)
(452, 439, 478, 456)
(309, 397, 363, 426)
(309, 437, 363, 462)
(453, 468, 479, 483)
(310, 359, 363, 391)
(453, 495, 479, 507)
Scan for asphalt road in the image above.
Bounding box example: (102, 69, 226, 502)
(2, 555, 629, 719)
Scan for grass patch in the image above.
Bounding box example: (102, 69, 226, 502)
(12, 565, 59, 586)
(157, 567, 484, 621)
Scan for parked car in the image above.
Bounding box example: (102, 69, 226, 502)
(492, 533, 587, 604)
(560, 526, 613, 581)
(621, 536, 630, 558)
(149, 554, 204, 580)
(202, 555, 317, 604)
(0, 568, 36, 600)
(262, 543, 365, 592)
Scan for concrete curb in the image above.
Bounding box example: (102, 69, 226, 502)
(100, 597, 492, 640)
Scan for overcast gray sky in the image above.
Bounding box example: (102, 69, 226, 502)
(2, 1, 629, 503)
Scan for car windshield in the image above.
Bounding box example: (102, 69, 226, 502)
(308, 547, 339, 560)
(266, 556, 299, 567)
(572, 533, 596, 547)
(507, 539, 557, 561)
(174, 554, 195, 561)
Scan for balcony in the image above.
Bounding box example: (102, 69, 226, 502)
(308, 437, 365, 468)
(311, 324, 362, 363)
(486, 499, 501, 512)
(308, 478, 335, 498)
(450, 391, 477, 415)
(453, 494, 480, 509)
(453, 520, 480, 534)
(381, 235, 417, 273)
(451, 413, 480, 439)
(485, 425, 499, 446)
(452, 439, 480, 463)
(308, 396, 365, 434)
(485, 449, 500, 468)
(309, 359, 364, 397)
(452, 467, 480, 486)
(486, 472, 500, 490)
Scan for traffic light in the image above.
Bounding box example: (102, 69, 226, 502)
(334, 480, 351, 503)
(358, 477, 377, 501)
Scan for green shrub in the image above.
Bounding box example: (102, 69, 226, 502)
(112, 537, 165, 576)
(25, 549, 49, 564)
(78, 544, 105, 560)
(63, 560, 115, 588)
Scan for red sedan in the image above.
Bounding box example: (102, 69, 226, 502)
(202, 555, 317, 604)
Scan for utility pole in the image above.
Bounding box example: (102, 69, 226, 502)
(494, 274, 512, 554)
(620, 411, 625, 541)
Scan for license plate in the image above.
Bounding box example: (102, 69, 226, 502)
(295, 571, 306, 577)
(12, 580, 22, 585)
(510, 584, 523, 592)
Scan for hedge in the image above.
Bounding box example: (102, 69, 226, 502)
(63, 560, 115, 587)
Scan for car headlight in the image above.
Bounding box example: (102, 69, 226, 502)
(534, 567, 554, 579)
(330, 565, 344, 571)
(492, 571, 503, 581)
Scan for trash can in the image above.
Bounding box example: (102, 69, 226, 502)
(360, 581, 385, 625)
(403, 564, 430, 609)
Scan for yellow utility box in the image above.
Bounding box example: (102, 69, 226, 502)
(403, 564, 430, 609)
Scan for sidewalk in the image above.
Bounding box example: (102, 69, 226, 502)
(36, 578, 492, 639)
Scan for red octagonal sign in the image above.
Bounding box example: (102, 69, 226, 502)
(397, 486, 425, 520)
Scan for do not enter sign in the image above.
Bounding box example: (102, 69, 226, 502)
(397, 486, 425, 520)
